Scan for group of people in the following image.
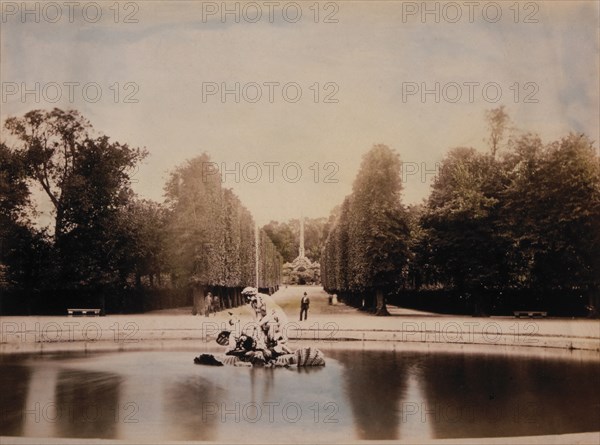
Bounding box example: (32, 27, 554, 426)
(203, 292, 221, 317)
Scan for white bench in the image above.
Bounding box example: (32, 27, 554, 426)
(67, 308, 101, 316)
(513, 310, 547, 318)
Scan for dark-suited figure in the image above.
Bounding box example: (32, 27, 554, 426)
(300, 292, 310, 321)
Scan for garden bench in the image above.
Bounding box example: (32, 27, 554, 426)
(513, 310, 547, 318)
(67, 308, 102, 316)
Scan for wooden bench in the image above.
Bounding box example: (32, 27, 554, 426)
(513, 310, 547, 318)
(67, 308, 102, 316)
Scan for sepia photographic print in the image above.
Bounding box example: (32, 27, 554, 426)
(1, 1, 599, 444)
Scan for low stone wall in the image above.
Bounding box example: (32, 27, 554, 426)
(1, 312, 599, 354)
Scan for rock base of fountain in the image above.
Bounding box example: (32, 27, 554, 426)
(194, 347, 325, 367)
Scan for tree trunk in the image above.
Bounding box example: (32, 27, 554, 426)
(374, 288, 390, 316)
(54, 205, 64, 244)
(192, 285, 207, 315)
(588, 291, 599, 318)
(226, 287, 232, 309)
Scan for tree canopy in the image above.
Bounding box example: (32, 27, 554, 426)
(2, 106, 598, 316)
(1, 108, 282, 297)
(322, 144, 412, 314)
(323, 109, 600, 316)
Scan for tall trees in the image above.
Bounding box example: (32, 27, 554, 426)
(485, 105, 510, 158)
(323, 196, 351, 300)
(3, 109, 147, 288)
(304, 217, 329, 260)
(0, 142, 30, 222)
(5, 105, 597, 315)
(117, 199, 168, 287)
(0, 142, 49, 288)
(324, 109, 599, 316)
(222, 189, 243, 288)
(164, 154, 282, 292)
(501, 133, 600, 291)
(4, 109, 89, 241)
(420, 148, 508, 291)
(323, 145, 411, 315)
(55, 136, 147, 285)
(262, 221, 297, 262)
(417, 147, 510, 314)
(350, 145, 411, 314)
(1, 108, 281, 313)
(163, 154, 221, 287)
(416, 123, 600, 313)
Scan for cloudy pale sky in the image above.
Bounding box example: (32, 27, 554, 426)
(1, 0, 598, 226)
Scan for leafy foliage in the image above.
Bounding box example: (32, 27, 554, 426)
(3, 109, 147, 287)
(322, 144, 412, 314)
(416, 131, 600, 309)
(3, 106, 598, 316)
(420, 147, 510, 292)
(500, 133, 600, 290)
(323, 111, 600, 316)
(164, 154, 282, 288)
(262, 217, 329, 263)
(2, 109, 283, 297)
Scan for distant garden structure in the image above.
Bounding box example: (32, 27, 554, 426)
(282, 217, 321, 285)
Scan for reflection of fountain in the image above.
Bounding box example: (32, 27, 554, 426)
(253, 366, 274, 403)
(293, 365, 326, 375)
(190, 355, 338, 443)
(22, 367, 59, 438)
(162, 376, 224, 441)
(397, 363, 434, 440)
(249, 365, 326, 405)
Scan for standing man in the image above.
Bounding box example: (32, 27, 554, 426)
(300, 292, 310, 321)
(205, 292, 213, 317)
(213, 294, 221, 314)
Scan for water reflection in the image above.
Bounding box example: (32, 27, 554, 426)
(168, 359, 352, 444)
(163, 376, 224, 441)
(334, 348, 410, 440)
(326, 348, 600, 440)
(0, 364, 31, 436)
(54, 370, 122, 439)
(0, 348, 598, 442)
(399, 364, 435, 440)
(22, 367, 59, 438)
(418, 354, 600, 438)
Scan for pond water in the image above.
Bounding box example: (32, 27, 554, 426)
(1, 345, 599, 442)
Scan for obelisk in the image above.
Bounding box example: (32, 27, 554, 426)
(299, 216, 305, 258)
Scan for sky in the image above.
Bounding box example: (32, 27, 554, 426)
(1, 0, 599, 227)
